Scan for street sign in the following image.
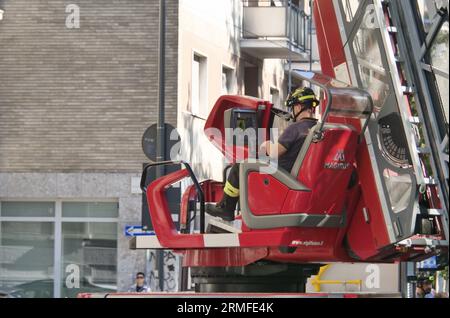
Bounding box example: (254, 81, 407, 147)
(417, 256, 437, 270)
(125, 225, 155, 237)
(141, 123, 180, 161)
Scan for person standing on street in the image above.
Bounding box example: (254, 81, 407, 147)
(128, 272, 151, 293)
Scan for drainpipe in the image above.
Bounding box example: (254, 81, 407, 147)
(309, 0, 313, 72)
(287, 0, 292, 94)
(156, 0, 166, 293)
(157, 1, 166, 168)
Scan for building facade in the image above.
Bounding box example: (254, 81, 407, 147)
(0, 0, 309, 297)
(0, 0, 178, 297)
(177, 0, 312, 180)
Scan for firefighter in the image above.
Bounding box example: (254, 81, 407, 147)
(206, 87, 320, 221)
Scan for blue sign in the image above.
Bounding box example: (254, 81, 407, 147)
(417, 256, 437, 269)
(124, 225, 155, 237)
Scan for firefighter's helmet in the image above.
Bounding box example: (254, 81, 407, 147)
(285, 87, 320, 109)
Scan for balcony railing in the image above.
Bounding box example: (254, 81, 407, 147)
(242, 0, 312, 59)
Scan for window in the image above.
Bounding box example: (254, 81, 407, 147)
(222, 66, 235, 95)
(60, 221, 117, 298)
(1, 201, 55, 217)
(244, 66, 260, 97)
(62, 202, 118, 218)
(0, 221, 54, 298)
(352, 4, 390, 112)
(0, 200, 118, 298)
(191, 53, 208, 117)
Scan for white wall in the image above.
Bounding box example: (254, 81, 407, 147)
(177, 0, 288, 181)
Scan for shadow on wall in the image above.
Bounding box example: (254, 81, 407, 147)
(180, 109, 214, 181)
(226, 0, 241, 67)
(182, 79, 216, 182)
(179, 0, 246, 181)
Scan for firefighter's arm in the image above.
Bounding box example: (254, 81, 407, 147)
(260, 140, 287, 159)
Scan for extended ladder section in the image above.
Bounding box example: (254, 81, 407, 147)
(331, 0, 448, 249)
(379, 0, 448, 245)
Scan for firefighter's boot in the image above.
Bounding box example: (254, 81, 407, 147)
(206, 194, 238, 222)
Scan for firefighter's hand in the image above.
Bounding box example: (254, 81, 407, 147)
(259, 140, 269, 155)
(260, 141, 287, 159)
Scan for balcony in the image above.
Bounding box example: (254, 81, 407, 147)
(241, 1, 311, 61)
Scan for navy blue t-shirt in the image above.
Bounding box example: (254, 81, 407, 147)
(277, 118, 317, 172)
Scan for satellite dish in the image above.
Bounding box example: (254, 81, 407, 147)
(142, 123, 180, 161)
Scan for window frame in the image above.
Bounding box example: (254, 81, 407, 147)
(221, 63, 236, 95)
(190, 50, 209, 119)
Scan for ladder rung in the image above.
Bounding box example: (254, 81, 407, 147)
(417, 147, 431, 154)
(409, 116, 420, 124)
(387, 26, 398, 33)
(426, 209, 442, 216)
(401, 86, 414, 94)
(423, 177, 437, 185)
(417, 208, 442, 216)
